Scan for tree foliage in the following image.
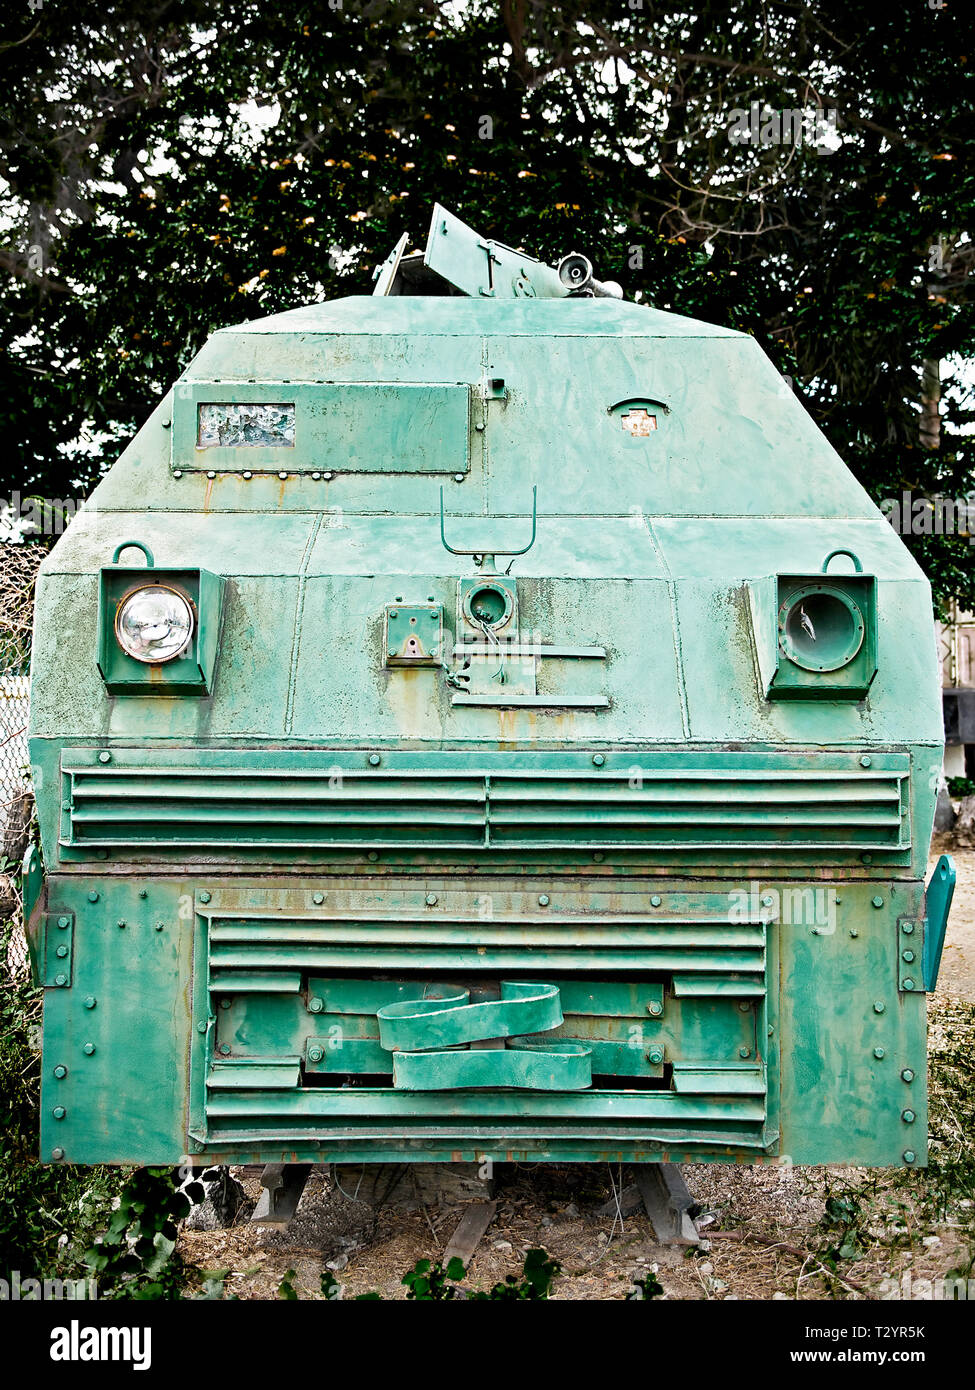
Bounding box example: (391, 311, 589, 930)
(1, 0, 972, 605)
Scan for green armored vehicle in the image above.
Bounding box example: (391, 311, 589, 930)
(26, 204, 953, 1173)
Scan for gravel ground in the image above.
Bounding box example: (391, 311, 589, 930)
(177, 848, 975, 1301)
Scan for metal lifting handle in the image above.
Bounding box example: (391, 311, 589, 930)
(821, 548, 863, 574)
(440, 486, 537, 560)
(112, 540, 155, 567)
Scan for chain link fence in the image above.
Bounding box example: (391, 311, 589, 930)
(1, 544, 44, 980)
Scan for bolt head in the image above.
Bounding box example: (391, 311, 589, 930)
(648, 1049, 663, 1065)
(650, 895, 662, 907)
(313, 892, 325, 905)
(369, 753, 381, 766)
(901, 921, 914, 934)
(901, 1069, 915, 1083)
(219, 1044, 231, 1056)
(98, 751, 111, 764)
(903, 1150, 917, 1165)
(116, 919, 126, 929)
(57, 916, 69, 929)
(538, 894, 550, 907)
(593, 852, 604, 863)
(84, 996, 96, 1010)
(83, 1044, 95, 1056)
(54, 973, 67, 986)
(872, 895, 884, 908)
(368, 851, 379, 862)
(648, 1002, 662, 1017)
(903, 979, 916, 992)
(902, 949, 915, 963)
(308, 1046, 325, 1063)
(139, 889, 148, 899)
(874, 1046, 886, 1059)
(861, 853, 873, 864)
(198, 890, 211, 904)
(87, 891, 99, 903)
(592, 754, 605, 767)
(873, 1000, 886, 1014)
(51, 1148, 65, 1161)
(154, 922, 164, 932)
(56, 945, 68, 958)
(197, 1022, 207, 1033)
(54, 1065, 67, 1079)
(739, 1047, 750, 1059)
(860, 755, 872, 767)
(308, 996, 324, 1013)
(52, 1107, 66, 1120)
(902, 1109, 916, 1124)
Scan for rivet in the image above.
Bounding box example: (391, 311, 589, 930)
(51, 1147, 65, 1161)
(901, 921, 914, 934)
(311, 471, 321, 480)
(87, 891, 99, 903)
(903, 978, 916, 991)
(389, 610, 398, 619)
(55, 944, 68, 958)
(369, 754, 381, 766)
(52, 1107, 66, 1120)
(173, 470, 183, 478)
(874, 1046, 886, 1059)
(861, 853, 873, 864)
(199, 891, 211, 904)
(902, 949, 915, 963)
(761, 895, 774, 907)
(872, 895, 884, 908)
(860, 755, 871, 767)
(308, 1045, 325, 1063)
(219, 1044, 231, 1056)
(538, 894, 550, 907)
(54, 1065, 67, 1079)
(308, 996, 324, 1013)
(648, 1001, 662, 1018)
(207, 470, 216, 479)
(648, 1048, 663, 1065)
(323, 471, 333, 481)
(651, 895, 662, 907)
(739, 1046, 751, 1058)
(368, 851, 379, 862)
(739, 1002, 751, 1013)
(454, 473, 464, 482)
(278, 470, 288, 480)
(84, 996, 96, 1010)
(873, 1000, 886, 1014)
(154, 922, 164, 932)
(475, 422, 485, 431)
(117, 919, 126, 929)
(61, 800, 71, 811)
(243, 470, 253, 479)
(313, 892, 325, 905)
(426, 894, 438, 906)
(902, 1109, 916, 1124)
(220, 999, 231, 1010)
(592, 754, 605, 767)
(849, 928, 859, 937)
(901, 1069, 915, 1083)
(139, 890, 148, 899)
(593, 852, 604, 863)
(83, 1043, 95, 1056)
(903, 1150, 916, 1164)
(98, 751, 111, 764)
(54, 973, 67, 986)
(57, 916, 69, 929)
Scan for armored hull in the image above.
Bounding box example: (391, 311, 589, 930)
(26, 212, 950, 1169)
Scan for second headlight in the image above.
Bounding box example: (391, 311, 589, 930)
(115, 585, 194, 664)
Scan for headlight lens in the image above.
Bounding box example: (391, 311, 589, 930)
(115, 585, 194, 663)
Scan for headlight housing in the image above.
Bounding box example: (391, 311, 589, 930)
(114, 585, 194, 664)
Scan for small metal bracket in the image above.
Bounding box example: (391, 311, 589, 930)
(923, 854, 956, 992)
(385, 603, 443, 666)
(42, 912, 73, 988)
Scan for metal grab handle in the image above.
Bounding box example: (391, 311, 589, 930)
(440, 486, 537, 559)
(821, 548, 863, 574)
(377, 981, 562, 1052)
(111, 540, 155, 567)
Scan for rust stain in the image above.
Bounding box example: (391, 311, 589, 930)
(203, 477, 214, 510)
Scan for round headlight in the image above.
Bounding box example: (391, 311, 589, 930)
(115, 585, 194, 664)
